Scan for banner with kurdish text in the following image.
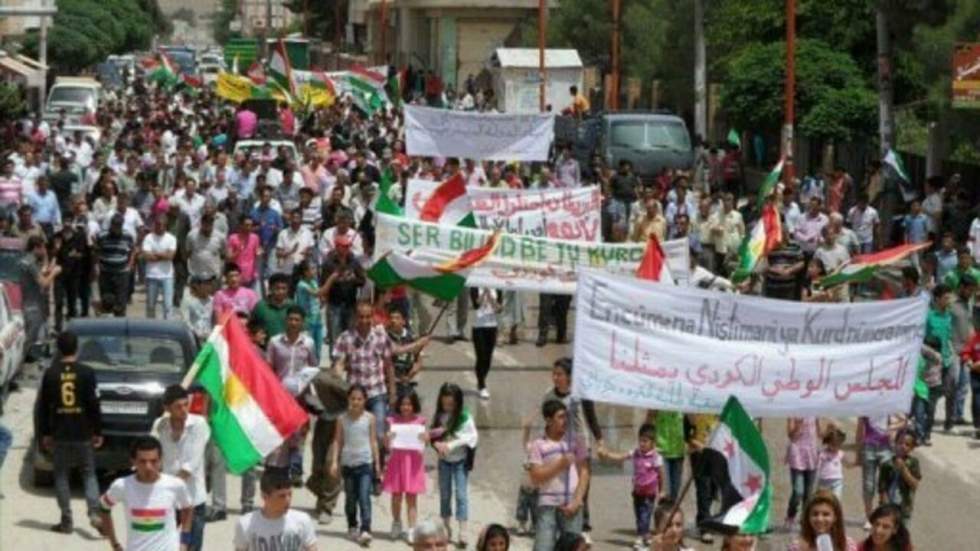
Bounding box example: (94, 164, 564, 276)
(571, 269, 928, 417)
(405, 179, 601, 242)
(404, 105, 554, 161)
(375, 213, 689, 294)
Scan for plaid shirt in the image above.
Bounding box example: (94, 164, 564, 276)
(333, 326, 392, 398)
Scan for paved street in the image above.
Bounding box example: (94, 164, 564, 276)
(0, 294, 977, 550)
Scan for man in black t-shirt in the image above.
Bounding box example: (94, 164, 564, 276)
(321, 237, 365, 346)
(764, 241, 806, 301)
(36, 331, 103, 533)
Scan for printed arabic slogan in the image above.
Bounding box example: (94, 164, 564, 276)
(571, 269, 929, 417)
(404, 105, 555, 162)
(405, 179, 602, 242)
(374, 213, 690, 294)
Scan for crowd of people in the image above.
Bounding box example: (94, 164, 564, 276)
(0, 61, 976, 551)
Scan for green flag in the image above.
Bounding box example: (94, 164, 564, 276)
(727, 128, 741, 148)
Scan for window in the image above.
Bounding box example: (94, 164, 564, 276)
(76, 335, 186, 373)
(610, 120, 691, 151)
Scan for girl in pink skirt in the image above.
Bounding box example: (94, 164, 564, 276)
(383, 390, 428, 542)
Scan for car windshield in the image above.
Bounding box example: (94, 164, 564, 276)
(48, 87, 95, 105)
(236, 143, 296, 160)
(610, 120, 691, 151)
(77, 335, 186, 373)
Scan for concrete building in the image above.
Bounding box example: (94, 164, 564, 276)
(350, 0, 555, 92)
(240, 0, 297, 37)
(0, 0, 42, 37)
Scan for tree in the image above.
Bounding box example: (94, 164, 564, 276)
(22, 0, 167, 73)
(721, 39, 877, 142)
(281, 0, 345, 43)
(0, 83, 27, 124)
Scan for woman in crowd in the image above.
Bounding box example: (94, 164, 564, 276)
(788, 490, 857, 551)
(858, 504, 913, 551)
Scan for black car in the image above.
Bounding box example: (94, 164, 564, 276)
(33, 318, 199, 485)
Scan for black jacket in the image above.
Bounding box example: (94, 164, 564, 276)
(37, 360, 102, 441)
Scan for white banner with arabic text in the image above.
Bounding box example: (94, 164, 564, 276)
(572, 269, 928, 417)
(404, 105, 554, 161)
(405, 179, 601, 241)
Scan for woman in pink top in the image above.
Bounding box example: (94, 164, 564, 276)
(226, 217, 261, 287)
(785, 417, 821, 527)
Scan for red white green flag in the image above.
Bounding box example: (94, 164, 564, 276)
(732, 203, 782, 283)
(186, 315, 309, 474)
(817, 242, 932, 289)
(418, 173, 476, 227)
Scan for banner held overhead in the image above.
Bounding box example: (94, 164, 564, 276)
(571, 269, 928, 417)
(404, 105, 555, 161)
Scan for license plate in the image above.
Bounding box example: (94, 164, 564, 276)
(102, 401, 148, 415)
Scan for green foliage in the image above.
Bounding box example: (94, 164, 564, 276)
(281, 0, 343, 42)
(213, 0, 242, 45)
(0, 83, 27, 123)
(22, 0, 165, 74)
(721, 40, 877, 142)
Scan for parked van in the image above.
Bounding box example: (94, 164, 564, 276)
(556, 111, 694, 180)
(44, 77, 101, 122)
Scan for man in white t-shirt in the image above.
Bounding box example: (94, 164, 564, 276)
(234, 470, 317, 551)
(152, 385, 211, 551)
(142, 215, 178, 319)
(274, 209, 314, 275)
(846, 193, 880, 254)
(99, 436, 193, 551)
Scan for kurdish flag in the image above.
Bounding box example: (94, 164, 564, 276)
(816, 242, 931, 289)
(367, 232, 501, 300)
(346, 66, 389, 115)
(148, 53, 179, 88)
(268, 40, 296, 96)
(186, 315, 309, 474)
(419, 173, 476, 227)
(731, 203, 782, 283)
(755, 158, 784, 208)
(698, 396, 771, 535)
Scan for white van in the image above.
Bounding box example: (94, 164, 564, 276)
(44, 77, 102, 122)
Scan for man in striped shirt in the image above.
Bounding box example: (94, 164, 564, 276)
(95, 214, 136, 316)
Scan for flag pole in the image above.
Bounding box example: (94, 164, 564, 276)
(181, 311, 234, 388)
(654, 418, 726, 537)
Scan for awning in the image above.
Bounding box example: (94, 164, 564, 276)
(0, 53, 43, 87)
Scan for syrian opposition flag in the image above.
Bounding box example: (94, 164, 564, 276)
(184, 315, 309, 474)
(698, 396, 771, 535)
(817, 242, 931, 289)
(367, 232, 500, 300)
(731, 203, 782, 283)
(268, 39, 296, 96)
(419, 173, 476, 227)
(635, 234, 674, 283)
(883, 148, 910, 183)
(755, 158, 784, 207)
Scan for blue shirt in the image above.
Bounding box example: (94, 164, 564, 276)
(903, 213, 928, 244)
(27, 190, 61, 226)
(250, 205, 283, 248)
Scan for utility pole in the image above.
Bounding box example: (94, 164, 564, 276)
(876, 4, 895, 155)
(538, 0, 547, 112)
(379, 0, 388, 65)
(782, 0, 796, 186)
(39, 0, 48, 109)
(693, 0, 706, 139)
(610, 0, 621, 111)
(303, 0, 310, 36)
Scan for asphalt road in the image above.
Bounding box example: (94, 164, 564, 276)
(0, 292, 977, 550)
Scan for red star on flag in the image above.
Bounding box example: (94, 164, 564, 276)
(743, 473, 763, 495)
(724, 439, 736, 458)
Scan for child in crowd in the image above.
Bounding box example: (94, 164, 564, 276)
(330, 384, 380, 546)
(784, 417, 821, 528)
(877, 431, 921, 522)
(293, 260, 325, 361)
(383, 391, 427, 543)
(911, 335, 944, 445)
(816, 428, 847, 498)
(650, 501, 693, 551)
(387, 307, 422, 397)
(430, 383, 479, 547)
(597, 423, 665, 550)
